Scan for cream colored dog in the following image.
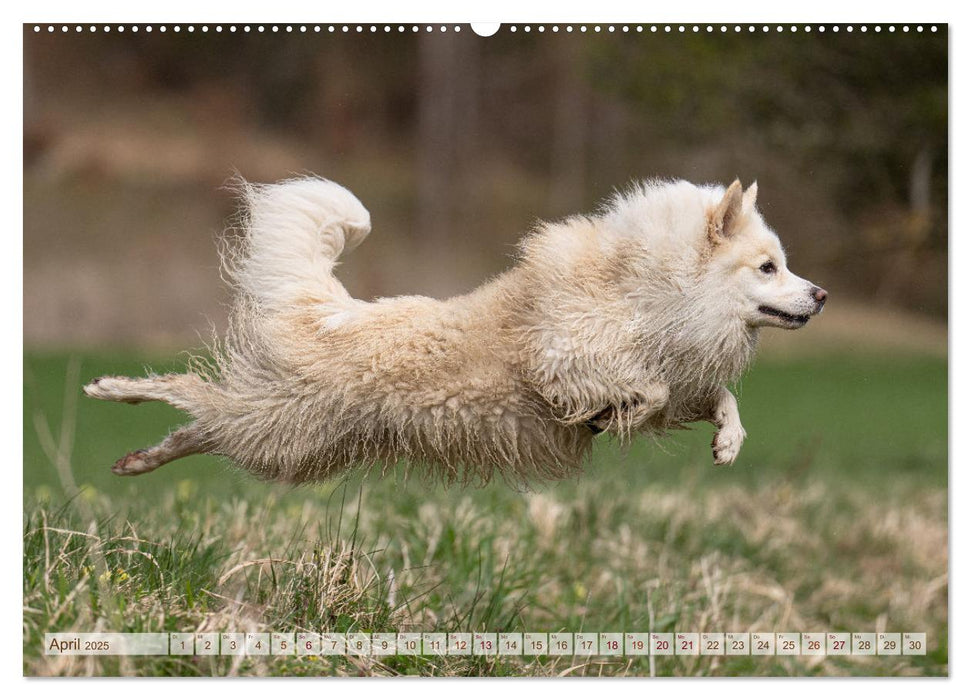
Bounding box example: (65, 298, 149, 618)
(84, 177, 827, 485)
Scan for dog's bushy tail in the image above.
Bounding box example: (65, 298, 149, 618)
(83, 177, 374, 476)
(225, 176, 372, 314)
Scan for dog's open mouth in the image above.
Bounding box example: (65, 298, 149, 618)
(758, 305, 810, 327)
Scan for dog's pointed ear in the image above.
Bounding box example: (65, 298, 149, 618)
(709, 179, 744, 243)
(743, 181, 758, 211)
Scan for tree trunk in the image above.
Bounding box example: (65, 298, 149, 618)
(548, 38, 588, 216)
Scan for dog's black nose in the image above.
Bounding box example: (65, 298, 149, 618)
(811, 286, 828, 305)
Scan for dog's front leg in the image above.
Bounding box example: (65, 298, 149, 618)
(707, 386, 746, 465)
(585, 382, 670, 437)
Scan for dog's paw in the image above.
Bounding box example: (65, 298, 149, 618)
(585, 407, 613, 435)
(111, 450, 157, 476)
(84, 376, 145, 404)
(82, 376, 107, 398)
(586, 397, 658, 435)
(712, 424, 746, 465)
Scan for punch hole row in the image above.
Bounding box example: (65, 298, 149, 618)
(507, 25, 936, 33)
(32, 24, 939, 35)
(32, 25, 466, 34)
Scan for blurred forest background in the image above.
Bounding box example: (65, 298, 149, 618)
(24, 25, 946, 349)
(22, 26, 949, 676)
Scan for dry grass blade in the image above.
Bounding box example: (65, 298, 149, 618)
(217, 558, 293, 586)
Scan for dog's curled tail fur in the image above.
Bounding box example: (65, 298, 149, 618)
(225, 176, 372, 313)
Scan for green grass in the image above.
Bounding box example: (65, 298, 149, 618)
(23, 350, 947, 676)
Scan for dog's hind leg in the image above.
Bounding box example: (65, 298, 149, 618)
(83, 373, 206, 414)
(111, 423, 210, 476)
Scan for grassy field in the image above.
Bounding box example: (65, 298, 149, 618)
(23, 349, 948, 676)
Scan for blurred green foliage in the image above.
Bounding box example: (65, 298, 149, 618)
(588, 31, 947, 218)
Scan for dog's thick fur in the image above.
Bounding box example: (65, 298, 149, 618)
(84, 177, 826, 485)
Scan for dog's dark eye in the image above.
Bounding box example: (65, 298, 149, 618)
(759, 261, 777, 274)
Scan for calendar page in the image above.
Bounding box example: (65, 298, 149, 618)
(21, 12, 948, 680)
